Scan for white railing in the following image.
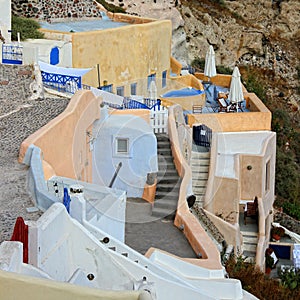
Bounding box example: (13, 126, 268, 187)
(150, 107, 168, 134)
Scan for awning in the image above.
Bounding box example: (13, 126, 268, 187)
(38, 61, 92, 77)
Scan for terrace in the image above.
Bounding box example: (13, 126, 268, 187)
(183, 73, 272, 133)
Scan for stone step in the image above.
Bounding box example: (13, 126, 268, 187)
(193, 186, 206, 195)
(243, 236, 258, 244)
(158, 155, 173, 163)
(192, 180, 207, 188)
(158, 169, 178, 177)
(157, 141, 171, 148)
(154, 198, 178, 210)
(191, 151, 211, 159)
(192, 172, 208, 180)
(241, 231, 258, 237)
(155, 190, 179, 200)
(192, 176, 207, 186)
(191, 165, 209, 173)
(191, 161, 210, 169)
(155, 133, 169, 141)
(156, 183, 180, 193)
(158, 161, 176, 171)
(196, 194, 205, 201)
(157, 148, 172, 155)
(151, 207, 176, 219)
(158, 176, 180, 184)
(243, 243, 257, 253)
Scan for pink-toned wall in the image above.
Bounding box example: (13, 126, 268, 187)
(19, 91, 101, 182)
(168, 105, 222, 270)
(110, 109, 151, 124)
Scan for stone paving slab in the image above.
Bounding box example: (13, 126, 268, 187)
(125, 198, 197, 258)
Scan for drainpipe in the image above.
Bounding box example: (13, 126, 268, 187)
(109, 162, 122, 188)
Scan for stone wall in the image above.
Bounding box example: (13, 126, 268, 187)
(0, 64, 34, 114)
(12, 0, 102, 20)
(274, 210, 300, 235)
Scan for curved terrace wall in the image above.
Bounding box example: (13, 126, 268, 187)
(168, 105, 222, 270)
(19, 90, 101, 181)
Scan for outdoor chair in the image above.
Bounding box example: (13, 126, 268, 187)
(192, 104, 202, 114)
(217, 98, 229, 112)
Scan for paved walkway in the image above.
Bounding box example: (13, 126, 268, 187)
(0, 95, 69, 243)
(125, 198, 197, 258)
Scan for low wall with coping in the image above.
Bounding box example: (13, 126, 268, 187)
(19, 90, 101, 181)
(188, 73, 271, 132)
(168, 105, 223, 270)
(0, 269, 146, 300)
(23, 145, 58, 212)
(170, 56, 182, 76)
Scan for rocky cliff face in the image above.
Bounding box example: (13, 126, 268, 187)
(12, 0, 101, 20)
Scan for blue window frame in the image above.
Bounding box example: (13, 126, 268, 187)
(131, 82, 137, 95)
(147, 73, 156, 89)
(116, 86, 124, 96)
(101, 84, 113, 93)
(162, 70, 167, 88)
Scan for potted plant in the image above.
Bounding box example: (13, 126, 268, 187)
(265, 255, 274, 275)
(271, 226, 285, 241)
(265, 248, 275, 275)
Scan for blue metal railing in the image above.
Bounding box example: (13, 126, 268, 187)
(2, 44, 23, 65)
(41, 71, 81, 94)
(123, 97, 161, 111)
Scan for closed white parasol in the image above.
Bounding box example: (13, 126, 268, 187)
(204, 45, 217, 80)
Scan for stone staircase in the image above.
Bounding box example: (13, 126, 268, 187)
(190, 148, 210, 207)
(152, 133, 181, 219)
(241, 231, 258, 263)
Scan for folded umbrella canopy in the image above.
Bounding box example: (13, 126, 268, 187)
(228, 66, 244, 112)
(204, 45, 217, 80)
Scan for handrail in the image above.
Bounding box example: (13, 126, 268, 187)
(109, 162, 122, 188)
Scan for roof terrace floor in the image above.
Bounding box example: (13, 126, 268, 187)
(125, 197, 197, 258)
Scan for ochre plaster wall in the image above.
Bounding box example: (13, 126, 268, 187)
(72, 20, 172, 96)
(240, 155, 263, 200)
(170, 56, 182, 76)
(161, 94, 205, 111)
(108, 13, 154, 24)
(19, 90, 101, 181)
(110, 109, 151, 124)
(188, 110, 271, 132)
(194, 73, 233, 89)
(211, 177, 240, 224)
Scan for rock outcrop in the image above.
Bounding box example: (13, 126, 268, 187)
(12, 0, 102, 20)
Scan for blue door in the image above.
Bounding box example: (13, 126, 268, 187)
(50, 47, 59, 65)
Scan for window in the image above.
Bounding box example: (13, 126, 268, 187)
(265, 160, 270, 192)
(116, 86, 124, 96)
(116, 138, 129, 154)
(162, 70, 167, 88)
(131, 82, 137, 95)
(101, 84, 113, 93)
(147, 73, 156, 89)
